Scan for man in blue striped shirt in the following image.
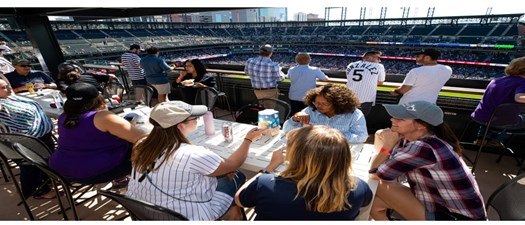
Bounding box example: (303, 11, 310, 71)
(0, 79, 56, 199)
(122, 44, 147, 102)
(244, 44, 285, 104)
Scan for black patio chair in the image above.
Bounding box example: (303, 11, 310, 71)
(98, 189, 189, 220)
(485, 172, 525, 220)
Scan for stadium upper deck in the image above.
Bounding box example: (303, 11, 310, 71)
(0, 13, 522, 61)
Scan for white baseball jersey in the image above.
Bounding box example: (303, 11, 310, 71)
(399, 64, 452, 104)
(346, 60, 386, 105)
(126, 143, 231, 220)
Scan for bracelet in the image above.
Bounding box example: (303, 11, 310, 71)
(244, 138, 253, 143)
(368, 168, 378, 174)
(380, 147, 393, 155)
(258, 169, 271, 174)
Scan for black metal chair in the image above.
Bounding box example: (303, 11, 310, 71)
(0, 141, 35, 220)
(257, 98, 292, 126)
(103, 82, 126, 105)
(195, 87, 234, 120)
(126, 84, 154, 107)
(485, 172, 525, 220)
(98, 189, 189, 220)
(11, 142, 80, 220)
(234, 103, 266, 125)
(459, 103, 525, 174)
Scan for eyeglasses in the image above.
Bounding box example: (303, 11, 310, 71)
(313, 101, 332, 108)
(18, 64, 31, 68)
(183, 117, 200, 123)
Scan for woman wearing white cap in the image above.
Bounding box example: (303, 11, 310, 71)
(368, 101, 486, 220)
(126, 101, 263, 220)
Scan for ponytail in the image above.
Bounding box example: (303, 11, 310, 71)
(416, 119, 462, 154)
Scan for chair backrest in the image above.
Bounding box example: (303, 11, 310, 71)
(11, 142, 79, 220)
(486, 103, 525, 130)
(103, 82, 126, 100)
(128, 84, 154, 107)
(235, 103, 266, 125)
(485, 172, 525, 220)
(257, 98, 292, 125)
(98, 189, 189, 221)
(0, 133, 52, 159)
(195, 88, 219, 111)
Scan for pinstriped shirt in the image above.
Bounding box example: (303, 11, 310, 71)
(126, 143, 231, 220)
(121, 52, 145, 81)
(244, 56, 284, 89)
(345, 60, 385, 105)
(377, 136, 486, 220)
(0, 95, 54, 138)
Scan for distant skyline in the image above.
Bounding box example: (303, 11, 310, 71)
(6, 0, 525, 22)
(285, 0, 525, 21)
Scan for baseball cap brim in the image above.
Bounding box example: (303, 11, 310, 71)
(188, 105, 208, 117)
(383, 104, 418, 120)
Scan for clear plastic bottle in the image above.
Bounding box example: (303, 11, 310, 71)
(203, 111, 215, 136)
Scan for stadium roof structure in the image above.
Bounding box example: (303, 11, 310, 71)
(0, 7, 250, 76)
(0, 8, 251, 21)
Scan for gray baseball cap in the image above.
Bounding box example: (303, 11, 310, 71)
(383, 101, 443, 126)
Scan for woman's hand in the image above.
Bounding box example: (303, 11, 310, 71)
(376, 128, 401, 150)
(292, 112, 310, 125)
(245, 127, 264, 142)
(176, 71, 186, 83)
(265, 148, 285, 172)
(193, 82, 206, 88)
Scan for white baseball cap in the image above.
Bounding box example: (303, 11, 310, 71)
(150, 101, 208, 128)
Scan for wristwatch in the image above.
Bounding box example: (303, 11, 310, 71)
(368, 168, 378, 174)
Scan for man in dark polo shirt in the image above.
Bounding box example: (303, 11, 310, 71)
(4, 58, 57, 93)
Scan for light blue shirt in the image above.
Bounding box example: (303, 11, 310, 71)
(287, 65, 327, 101)
(282, 106, 368, 143)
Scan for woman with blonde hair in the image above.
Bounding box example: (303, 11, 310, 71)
(235, 125, 372, 220)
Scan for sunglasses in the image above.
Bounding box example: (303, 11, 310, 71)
(18, 64, 31, 68)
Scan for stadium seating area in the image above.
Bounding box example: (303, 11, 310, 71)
(0, 16, 519, 81)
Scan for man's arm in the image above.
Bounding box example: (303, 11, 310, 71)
(390, 85, 412, 96)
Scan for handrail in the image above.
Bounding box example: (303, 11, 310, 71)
(81, 64, 485, 96)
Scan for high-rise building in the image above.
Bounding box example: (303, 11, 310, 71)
(294, 12, 307, 21)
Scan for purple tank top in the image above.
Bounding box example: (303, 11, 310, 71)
(49, 111, 130, 179)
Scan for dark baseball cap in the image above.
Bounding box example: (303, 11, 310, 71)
(413, 48, 441, 60)
(130, 44, 144, 51)
(65, 83, 100, 102)
(12, 58, 30, 65)
(260, 44, 273, 53)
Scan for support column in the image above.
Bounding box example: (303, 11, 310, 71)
(20, 15, 65, 79)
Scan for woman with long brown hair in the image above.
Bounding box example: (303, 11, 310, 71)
(235, 125, 373, 220)
(126, 101, 263, 220)
(369, 101, 486, 220)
